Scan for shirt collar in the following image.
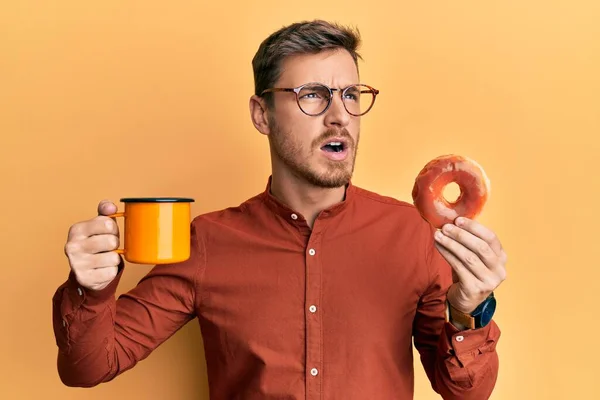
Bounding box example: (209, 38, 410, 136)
(260, 175, 356, 227)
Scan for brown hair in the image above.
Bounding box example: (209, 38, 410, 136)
(252, 20, 362, 108)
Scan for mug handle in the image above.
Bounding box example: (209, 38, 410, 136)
(107, 212, 125, 255)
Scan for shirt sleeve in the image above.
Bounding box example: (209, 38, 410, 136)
(52, 220, 205, 387)
(412, 223, 501, 400)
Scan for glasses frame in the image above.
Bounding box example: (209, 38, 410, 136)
(260, 82, 380, 117)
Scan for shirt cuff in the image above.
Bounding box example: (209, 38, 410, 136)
(65, 259, 125, 310)
(439, 320, 499, 367)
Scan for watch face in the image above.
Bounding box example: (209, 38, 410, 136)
(480, 297, 497, 326)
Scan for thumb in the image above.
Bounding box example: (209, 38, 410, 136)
(97, 199, 118, 216)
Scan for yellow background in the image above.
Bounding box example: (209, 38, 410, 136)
(2, 1, 598, 399)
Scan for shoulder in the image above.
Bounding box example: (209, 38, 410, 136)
(190, 192, 265, 230)
(351, 184, 436, 244)
(351, 185, 425, 222)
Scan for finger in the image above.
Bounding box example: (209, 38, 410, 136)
(88, 251, 122, 270)
(80, 234, 119, 254)
(97, 201, 120, 238)
(81, 265, 119, 287)
(98, 199, 118, 216)
(434, 242, 461, 283)
(434, 229, 489, 282)
(98, 216, 120, 236)
(434, 241, 473, 284)
(455, 217, 503, 256)
(67, 217, 118, 241)
(441, 223, 497, 268)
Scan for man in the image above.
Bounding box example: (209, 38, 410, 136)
(54, 20, 506, 399)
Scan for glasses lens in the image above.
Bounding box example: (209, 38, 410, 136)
(297, 84, 331, 115)
(343, 85, 375, 116)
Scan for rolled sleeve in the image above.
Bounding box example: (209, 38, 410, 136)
(438, 320, 501, 385)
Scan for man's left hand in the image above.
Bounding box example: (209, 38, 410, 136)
(433, 216, 508, 314)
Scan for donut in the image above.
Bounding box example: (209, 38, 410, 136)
(411, 154, 490, 229)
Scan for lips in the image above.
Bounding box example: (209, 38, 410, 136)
(319, 137, 351, 161)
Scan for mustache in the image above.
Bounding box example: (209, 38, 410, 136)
(313, 128, 355, 148)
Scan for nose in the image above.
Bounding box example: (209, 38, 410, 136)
(323, 92, 351, 128)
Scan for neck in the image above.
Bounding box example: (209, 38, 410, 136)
(269, 170, 347, 229)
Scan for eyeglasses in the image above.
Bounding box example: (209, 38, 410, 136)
(260, 82, 380, 117)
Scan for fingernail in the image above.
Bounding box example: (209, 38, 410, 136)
(456, 217, 464, 226)
(435, 230, 443, 240)
(443, 224, 453, 233)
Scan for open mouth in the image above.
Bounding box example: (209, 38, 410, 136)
(320, 141, 346, 153)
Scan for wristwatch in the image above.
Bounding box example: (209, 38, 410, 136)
(447, 292, 496, 329)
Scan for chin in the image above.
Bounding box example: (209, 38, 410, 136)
(305, 165, 353, 188)
(277, 148, 356, 188)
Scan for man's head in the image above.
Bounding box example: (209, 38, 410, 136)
(249, 20, 378, 188)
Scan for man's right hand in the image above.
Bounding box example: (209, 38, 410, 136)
(64, 200, 122, 291)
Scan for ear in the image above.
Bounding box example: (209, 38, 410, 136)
(249, 95, 271, 136)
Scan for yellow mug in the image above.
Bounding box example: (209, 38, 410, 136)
(108, 197, 195, 264)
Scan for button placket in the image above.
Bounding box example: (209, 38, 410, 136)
(305, 233, 323, 398)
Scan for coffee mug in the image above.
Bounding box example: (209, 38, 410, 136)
(108, 197, 195, 264)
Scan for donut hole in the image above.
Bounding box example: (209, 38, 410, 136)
(442, 182, 461, 204)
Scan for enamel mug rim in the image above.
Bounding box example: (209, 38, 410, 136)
(120, 197, 195, 203)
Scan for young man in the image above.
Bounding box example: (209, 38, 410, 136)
(54, 20, 506, 399)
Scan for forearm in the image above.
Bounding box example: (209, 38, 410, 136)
(53, 270, 126, 387)
(53, 252, 200, 387)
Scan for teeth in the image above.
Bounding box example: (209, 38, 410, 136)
(327, 141, 342, 146)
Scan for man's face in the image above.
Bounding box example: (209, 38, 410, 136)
(266, 49, 361, 188)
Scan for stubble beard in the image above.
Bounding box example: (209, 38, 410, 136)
(268, 114, 359, 189)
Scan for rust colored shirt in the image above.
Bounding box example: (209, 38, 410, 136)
(53, 178, 501, 399)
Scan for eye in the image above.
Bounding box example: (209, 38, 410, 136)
(299, 85, 330, 101)
(344, 87, 360, 101)
(300, 91, 321, 99)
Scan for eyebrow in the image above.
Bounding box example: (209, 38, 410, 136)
(298, 82, 360, 88)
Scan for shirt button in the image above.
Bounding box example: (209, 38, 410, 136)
(291, 213, 298, 220)
(62, 320, 67, 327)
(77, 287, 83, 296)
(310, 368, 319, 376)
(455, 335, 464, 342)
(309, 305, 317, 313)
(308, 248, 316, 256)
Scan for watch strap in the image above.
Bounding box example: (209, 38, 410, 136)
(447, 301, 476, 329)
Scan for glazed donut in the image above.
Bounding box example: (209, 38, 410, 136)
(411, 154, 490, 229)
